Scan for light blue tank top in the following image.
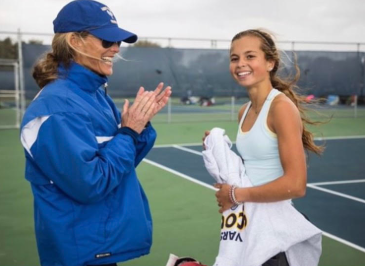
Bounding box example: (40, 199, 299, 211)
(236, 89, 283, 186)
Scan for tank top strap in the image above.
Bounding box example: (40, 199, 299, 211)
(258, 88, 282, 120)
(267, 88, 281, 101)
(238, 101, 252, 130)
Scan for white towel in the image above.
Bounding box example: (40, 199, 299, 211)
(202, 127, 244, 186)
(202, 127, 322, 266)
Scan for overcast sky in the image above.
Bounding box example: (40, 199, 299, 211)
(1, 0, 365, 50)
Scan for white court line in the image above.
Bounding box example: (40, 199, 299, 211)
(307, 184, 365, 204)
(154, 142, 202, 148)
(314, 135, 365, 141)
(143, 158, 216, 191)
(322, 231, 365, 253)
(172, 145, 203, 156)
(171, 145, 365, 205)
(143, 158, 365, 253)
(309, 179, 365, 186)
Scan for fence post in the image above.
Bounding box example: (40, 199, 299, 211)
(211, 40, 217, 48)
(17, 28, 25, 118)
(14, 61, 20, 128)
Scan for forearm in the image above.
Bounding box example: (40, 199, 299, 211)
(235, 174, 306, 203)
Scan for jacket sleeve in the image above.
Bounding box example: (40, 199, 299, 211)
(29, 112, 137, 204)
(134, 122, 157, 167)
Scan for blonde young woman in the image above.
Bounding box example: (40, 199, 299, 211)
(206, 29, 323, 265)
(20, 1, 171, 266)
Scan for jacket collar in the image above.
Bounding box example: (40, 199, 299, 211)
(58, 62, 108, 92)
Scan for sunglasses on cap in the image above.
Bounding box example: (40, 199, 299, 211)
(101, 39, 122, 49)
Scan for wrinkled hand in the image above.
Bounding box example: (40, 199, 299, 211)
(151, 82, 172, 115)
(202, 130, 210, 150)
(214, 183, 234, 213)
(121, 87, 156, 134)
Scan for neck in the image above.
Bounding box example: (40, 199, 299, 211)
(247, 84, 272, 114)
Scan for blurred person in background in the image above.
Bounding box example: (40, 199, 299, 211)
(19, 0, 171, 266)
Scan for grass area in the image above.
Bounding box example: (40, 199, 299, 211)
(151, 116, 365, 146)
(0, 108, 18, 127)
(0, 113, 365, 265)
(4, 99, 365, 126)
(0, 129, 37, 265)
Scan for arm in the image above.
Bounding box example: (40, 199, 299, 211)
(215, 96, 306, 211)
(121, 83, 170, 166)
(113, 106, 156, 166)
(30, 112, 138, 204)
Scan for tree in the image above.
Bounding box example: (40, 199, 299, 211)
(0, 37, 43, 71)
(132, 40, 161, 48)
(0, 38, 17, 59)
(29, 39, 43, 45)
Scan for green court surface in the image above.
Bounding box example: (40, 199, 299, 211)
(0, 110, 365, 266)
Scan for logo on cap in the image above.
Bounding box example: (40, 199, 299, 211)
(101, 6, 117, 24)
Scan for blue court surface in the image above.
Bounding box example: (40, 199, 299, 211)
(144, 137, 365, 253)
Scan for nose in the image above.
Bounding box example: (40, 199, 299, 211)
(237, 57, 247, 67)
(110, 43, 120, 53)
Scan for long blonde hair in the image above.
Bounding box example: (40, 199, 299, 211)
(32, 32, 89, 88)
(232, 29, 324, 155)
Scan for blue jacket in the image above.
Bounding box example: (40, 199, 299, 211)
(20, 62, 156, 266)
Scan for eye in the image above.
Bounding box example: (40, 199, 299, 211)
(230, 57, 238, 62)
(246, 54, 255, 59)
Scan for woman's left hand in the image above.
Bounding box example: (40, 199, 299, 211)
(153, 82, 171, 115)
(214, 183, 234, 213)
(137, 82, 172, 117)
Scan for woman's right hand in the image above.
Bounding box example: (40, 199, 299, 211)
(214, 183, 235, 213)
(202, 130, 210, 150)
(121, 87, 156, 134)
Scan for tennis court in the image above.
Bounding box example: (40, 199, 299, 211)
(146, 137, 365, 247)
(1, 106, 365, 266)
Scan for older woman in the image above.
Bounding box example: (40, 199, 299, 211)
(20, 1, 171, 265)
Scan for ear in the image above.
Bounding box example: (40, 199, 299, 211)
(69, 33, 83, 49)
(267, 60, 275, 72)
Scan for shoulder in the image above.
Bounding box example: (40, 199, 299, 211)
(46, 78, 77, 92)
(238, 102, 250, 122)
(28, 80, 88, 116)
(271, 93, 299, 117)
(270, 93, 302, 132)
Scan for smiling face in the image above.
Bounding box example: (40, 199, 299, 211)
(229, 35, 274, 89)
(71, 34, 120, 76)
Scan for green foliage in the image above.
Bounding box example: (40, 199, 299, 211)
(0, 37, 43, 60)
(132, 40, 161, 48)
(28, 39, 43, 45)
(0, 38, 17, 59)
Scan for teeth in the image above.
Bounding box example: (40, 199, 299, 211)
(101, 57, 113, 62)
(238, 72, 250, 76)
